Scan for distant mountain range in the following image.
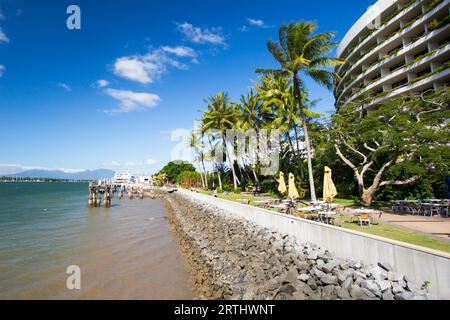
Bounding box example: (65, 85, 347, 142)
(4, 169, 115, 180)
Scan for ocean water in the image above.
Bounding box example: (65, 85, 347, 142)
(0, 182, 193, 299)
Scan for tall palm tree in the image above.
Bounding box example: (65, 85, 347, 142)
(188, 131, 208, 189)
(201, 92, 240, 190)
(258, 21, 342, 202)
(237, 89, 267, 184)
(256, 73, 320, 179)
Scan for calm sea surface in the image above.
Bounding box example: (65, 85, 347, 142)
(0, 182, 193, 299)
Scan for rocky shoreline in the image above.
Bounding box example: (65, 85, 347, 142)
(163, 191, 434, 300)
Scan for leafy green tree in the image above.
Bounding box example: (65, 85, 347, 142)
(332, 88, 450, 205)
(157, 161, 196, 183)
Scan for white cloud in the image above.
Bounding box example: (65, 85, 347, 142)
(238, 25, 249, 32)
(0, 28, 8, 43)
(247, 18, 265, 27)
(176, 22, 225, 45)
(113, 46, 197, 84)
(161, 45, 197, 58)
(95, 79, 109, 88)
(105, 88, 160, 113)
(57, 83, 71, 92)
(240, 18, 274, 31)
(0, 65, 4, 77)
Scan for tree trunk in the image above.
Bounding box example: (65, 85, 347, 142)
(200, 172, 206, 189)
(293, 124, 305, 179)
(361, 188, 376, 206)
(217, 169, 223, 191)
(252, 169, 259, 184)
(201, 159, 208, 190)
(222, 133, 239, 190)
(293, 74, 316, 202)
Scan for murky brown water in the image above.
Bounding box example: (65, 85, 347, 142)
(0, 185, 193, 299)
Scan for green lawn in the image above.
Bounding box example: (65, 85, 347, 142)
(196, 190, 450, 254)
(340, 218, 450, 254)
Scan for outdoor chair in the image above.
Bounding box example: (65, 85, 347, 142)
(333, 212, 345, 227)
(442, 205, 449, 217)
(358, 212, 371, 226)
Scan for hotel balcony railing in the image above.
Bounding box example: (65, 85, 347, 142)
(337, 0, 424, 75)
(371, 67, 450, 104)
(335, 25, 449, 102)
(336, 0, 448, 91)
(339, 43, 450, 106)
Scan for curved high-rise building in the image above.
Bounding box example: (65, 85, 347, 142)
(335, 0, 450, 108)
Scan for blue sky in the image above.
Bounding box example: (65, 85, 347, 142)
(0, 0, 374, 175)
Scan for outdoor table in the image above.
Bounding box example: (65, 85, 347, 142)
(318, 211, 336, 224)
(299, 206, 321, 212)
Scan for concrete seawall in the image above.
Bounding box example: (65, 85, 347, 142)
(179, 189, 450, 299)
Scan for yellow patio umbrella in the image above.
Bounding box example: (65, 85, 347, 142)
(278, 172, 287, 194)
(323, 166, 337, 202)
(288, 173, 299, 200)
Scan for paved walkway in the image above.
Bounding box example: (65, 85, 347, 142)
(375, 212, 450, 242)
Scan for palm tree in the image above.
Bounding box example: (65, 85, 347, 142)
(188, 131, 208, 189)
(237, 89, 266, 184)
(201, 92, 240, 190)
(258, 21, 342, 202)
(256, 73, 320, 179)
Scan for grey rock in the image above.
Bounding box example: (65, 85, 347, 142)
(322, 262, 336, 273)
(307, 251, 318, 260)
(394, 292, 416, 300)
(307, 278, 318, 290)
(282, 266, 299, 284)
(321, 285, 338, 300)
(320, 275, 338, 285)
(316, 259, 325, 268)
(378, 262, 394, 272)
(312, 267, 327, 279)
(382, 291, 394, 300)
(298, 274, 310, 282)
(376, 280, 392, 292)
(296, 261, 309, 271)
(291, 290, 306, 300)
(368, 265, 386, 280)
(341, 277, 353, 290)
(387, 271, 403, 282)
(336, 271, 348, 284)
(361, 280, 382, 297)
(353, 270, 367, 280)
(392, 282, 405, 294)
(336, 287, 352, 300)
(292, 280, 315, 296)
(350, 286, 376, 300)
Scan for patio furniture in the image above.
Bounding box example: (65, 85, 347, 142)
(318, 211, 336, 224)
(333, 212, 346, 227)
(358, 212, 371, 226)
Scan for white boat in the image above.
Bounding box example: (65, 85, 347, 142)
(113, 172, 137, 185)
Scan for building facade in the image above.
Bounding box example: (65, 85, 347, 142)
(335, 0, 450, 109)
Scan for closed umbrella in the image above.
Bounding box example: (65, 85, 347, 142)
(278, 172, 287, 194)
(288, 173, 299, 200)
(323, 166, 337, 202)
